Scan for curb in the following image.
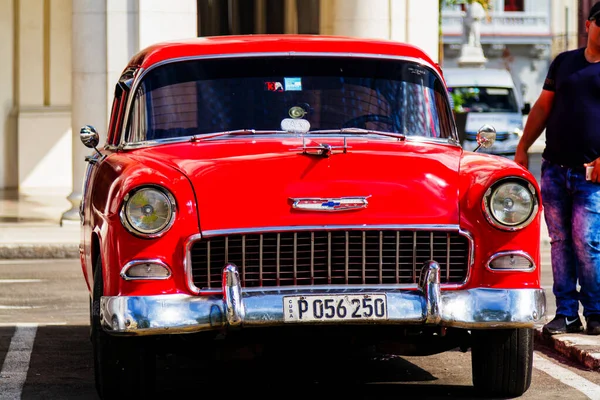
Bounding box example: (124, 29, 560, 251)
(0, 244, 79, 259)
(534, 326, 600, 370)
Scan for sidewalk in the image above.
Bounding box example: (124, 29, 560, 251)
(0, 188, 79, 259)
(0, 185, 598, 372)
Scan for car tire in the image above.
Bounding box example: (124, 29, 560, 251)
(91, 256, 156, 399)
(471, 328, 533, 397)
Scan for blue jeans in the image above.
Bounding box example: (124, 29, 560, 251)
(541, 159, 600, 317)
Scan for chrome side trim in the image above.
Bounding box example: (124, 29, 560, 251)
(200, 224, 463, 238)
(486, 250, 536, 272)
(120, 259, 172, 281)
(118, 51, 457, 148)
(185, 233, 203, 294)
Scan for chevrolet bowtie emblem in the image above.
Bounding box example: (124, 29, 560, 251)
(291, 196, 370, 212)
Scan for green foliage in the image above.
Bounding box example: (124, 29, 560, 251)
(450, 88, 478, 113)
(442, 0, 491, 9)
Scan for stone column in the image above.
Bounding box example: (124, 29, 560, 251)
(0, 0, 17, 189)
(320, 0, 439, 63)
(62, 0, 107, 223)
(62, 0, 197, 224)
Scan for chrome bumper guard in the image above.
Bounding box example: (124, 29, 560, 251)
(101, 261, 546, 335)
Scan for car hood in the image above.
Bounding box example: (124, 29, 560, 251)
(137, 138, 462, 232)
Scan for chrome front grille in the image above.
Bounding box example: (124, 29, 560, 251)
(189, 230, 470, 290)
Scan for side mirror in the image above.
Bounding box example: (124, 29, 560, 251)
(521, 103, 531, 115)
(80, 125, 104, 160)
(475, 124, 496, 151)
(80, 125, 99, 148)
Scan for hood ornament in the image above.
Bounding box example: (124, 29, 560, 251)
(291, 196, 370, 212)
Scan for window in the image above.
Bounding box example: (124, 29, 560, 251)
(448, 86, 519, 113)
(127, 57, 454, 143)
(504, 0, 524, 12)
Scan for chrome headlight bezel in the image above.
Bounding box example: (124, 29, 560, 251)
(119, 185, 177, 238)
(482, 177, 538, 231)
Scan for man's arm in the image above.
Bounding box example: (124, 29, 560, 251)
(514, 89, 555, 168)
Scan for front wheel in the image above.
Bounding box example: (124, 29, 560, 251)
(91, 257, 156, 399)
(471, 328, 533, 398)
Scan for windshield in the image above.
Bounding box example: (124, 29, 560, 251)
(448, 86, 519, 113)
(126, 57, 454, 143)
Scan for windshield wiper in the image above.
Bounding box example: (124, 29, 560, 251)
(190, 129, 286, 142)
(307, 128, 406, 141)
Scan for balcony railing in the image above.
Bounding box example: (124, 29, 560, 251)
(442, 11, 551, 37)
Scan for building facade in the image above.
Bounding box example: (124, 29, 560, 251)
(0, 0, 439, 222)
(441, 0, 579, 106)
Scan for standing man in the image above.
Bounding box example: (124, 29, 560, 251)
(515, 1, 600, 336)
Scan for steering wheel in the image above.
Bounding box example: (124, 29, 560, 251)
(342, 114, 395, 129)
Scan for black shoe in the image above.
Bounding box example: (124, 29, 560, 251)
(586, 314, 600, 335)
(542, 314, 583, 335)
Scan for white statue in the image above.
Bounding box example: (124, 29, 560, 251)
(463, 1, 486, 48)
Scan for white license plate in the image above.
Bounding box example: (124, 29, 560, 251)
(283, 294, 388, 323)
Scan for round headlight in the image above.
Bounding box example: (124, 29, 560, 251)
(121, 186, 176, 237)
(483, 179, 538, 231)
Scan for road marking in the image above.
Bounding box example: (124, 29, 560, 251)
(0, 259, 58, 265)
(0, 322, 66, 327)
(0, 279, 43, 284)
(0, 323, 38, 399)
(0, 305, 46, 310)
(534, 353, 600, 399)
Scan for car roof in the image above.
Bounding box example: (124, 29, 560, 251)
(442, 67, 515, 88)
(125, 34, 439, 74)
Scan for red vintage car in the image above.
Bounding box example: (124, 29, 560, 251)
(79, 34, 545, 398)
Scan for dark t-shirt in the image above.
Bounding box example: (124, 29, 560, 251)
(542, 47, 600, 168)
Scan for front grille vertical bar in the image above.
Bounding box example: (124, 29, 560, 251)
(224, 237, 228, 263)
(259, 234, 264, 286)
(310, 232, 315, 284)
(345, 231, 349, 284)
(412, 231, 417, 283)
(293, 233, 297, 285)
(396, 231, 400, 284)
(207, 241, 211, 289)
(276, 233, 281, 286)
(446, 233, 451, 282)
(379, 231, 383, 284)
(362, 231, 366, 284)
(430, 232, 434, 259)
(327, 232, 332, 284)
(242, 236, 246, 286)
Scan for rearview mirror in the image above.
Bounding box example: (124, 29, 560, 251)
(522, 103, 531, 115)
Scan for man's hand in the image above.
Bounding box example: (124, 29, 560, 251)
(514, 147, 529, 169)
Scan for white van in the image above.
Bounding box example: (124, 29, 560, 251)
(443, 67, 530, 159)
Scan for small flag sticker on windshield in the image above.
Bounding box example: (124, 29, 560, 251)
(264, 81, 284, 92)
(285, 77, 302, 91)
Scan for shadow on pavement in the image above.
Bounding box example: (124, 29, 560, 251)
(0, 325, 501, 400)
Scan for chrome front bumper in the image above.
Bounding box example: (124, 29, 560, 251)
(101, 262, 546, 335)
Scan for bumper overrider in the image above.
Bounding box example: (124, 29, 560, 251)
(101, 261, 546, 335)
